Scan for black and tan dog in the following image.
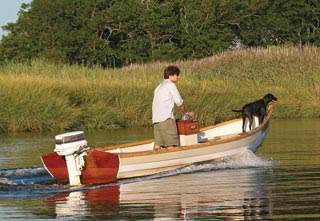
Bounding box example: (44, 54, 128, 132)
(232, 93, 278, 132)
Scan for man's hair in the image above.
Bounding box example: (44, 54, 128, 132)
(164, 65, 180, 79)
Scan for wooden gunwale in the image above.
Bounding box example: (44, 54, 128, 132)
(94, 139, 154, 151)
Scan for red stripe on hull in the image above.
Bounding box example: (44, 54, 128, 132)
(41, 150, 120, 185)
(81, 150, 119, 185)
(41, 152, 69, 183)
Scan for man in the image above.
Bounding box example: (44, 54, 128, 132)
(152, 65, 194, 151)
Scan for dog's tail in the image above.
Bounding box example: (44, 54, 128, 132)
(232, 109, 242, 113)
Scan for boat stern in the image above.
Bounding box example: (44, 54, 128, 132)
(41, 131, 120, 185)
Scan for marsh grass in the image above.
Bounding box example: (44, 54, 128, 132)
(0, 46, 319, 132)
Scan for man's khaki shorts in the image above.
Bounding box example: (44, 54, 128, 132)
(153, 118, 179, 147)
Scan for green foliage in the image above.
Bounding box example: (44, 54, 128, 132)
(234, 0, 320, 46)
(2, 0, 320, 67)
(0, 77, 78, 132)
(0, 47, 319, 133)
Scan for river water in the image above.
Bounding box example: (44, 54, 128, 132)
(0, 119, 319, 220)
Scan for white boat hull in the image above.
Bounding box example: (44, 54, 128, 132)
(41, 106, 273, 185)
(117, 120, 270, 179)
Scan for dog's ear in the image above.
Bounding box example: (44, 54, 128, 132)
(263, 94, 271, 99)
(265, 93, 275, 98)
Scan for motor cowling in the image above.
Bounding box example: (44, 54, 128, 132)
(54, 131, 88, 156)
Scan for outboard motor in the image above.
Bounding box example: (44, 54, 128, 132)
(54, 131, 90, 185)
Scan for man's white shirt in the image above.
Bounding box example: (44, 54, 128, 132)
(152, 79, 183, 124)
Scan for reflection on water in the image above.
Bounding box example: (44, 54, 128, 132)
(47, 186, 120, 218)
(46, 169, 273, 220)
(261, 119, 320, 168)
(0, 119, 320, 220)
(119, 169, 272, 220)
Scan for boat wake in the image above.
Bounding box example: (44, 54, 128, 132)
(128, 149, 274, 183)
(0, 149, 273, 197)
(0, 166, 52, 185)
(0, 166, 69, 197)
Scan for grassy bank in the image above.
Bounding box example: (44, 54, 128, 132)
(0, 46, 319, 133)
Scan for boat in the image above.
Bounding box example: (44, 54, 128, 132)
(41, 105, 274, 186)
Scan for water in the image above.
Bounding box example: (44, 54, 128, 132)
(0, 119, 319, 220)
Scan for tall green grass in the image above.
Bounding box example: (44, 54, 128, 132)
(0, 46, 319, 132)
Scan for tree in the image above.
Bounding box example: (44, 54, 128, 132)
(231, 0, 320, 47)
(1, 0, 320, 67)
(179, 0, 236, 58)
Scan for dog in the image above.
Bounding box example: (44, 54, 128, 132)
(232, 93, 278, 132)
